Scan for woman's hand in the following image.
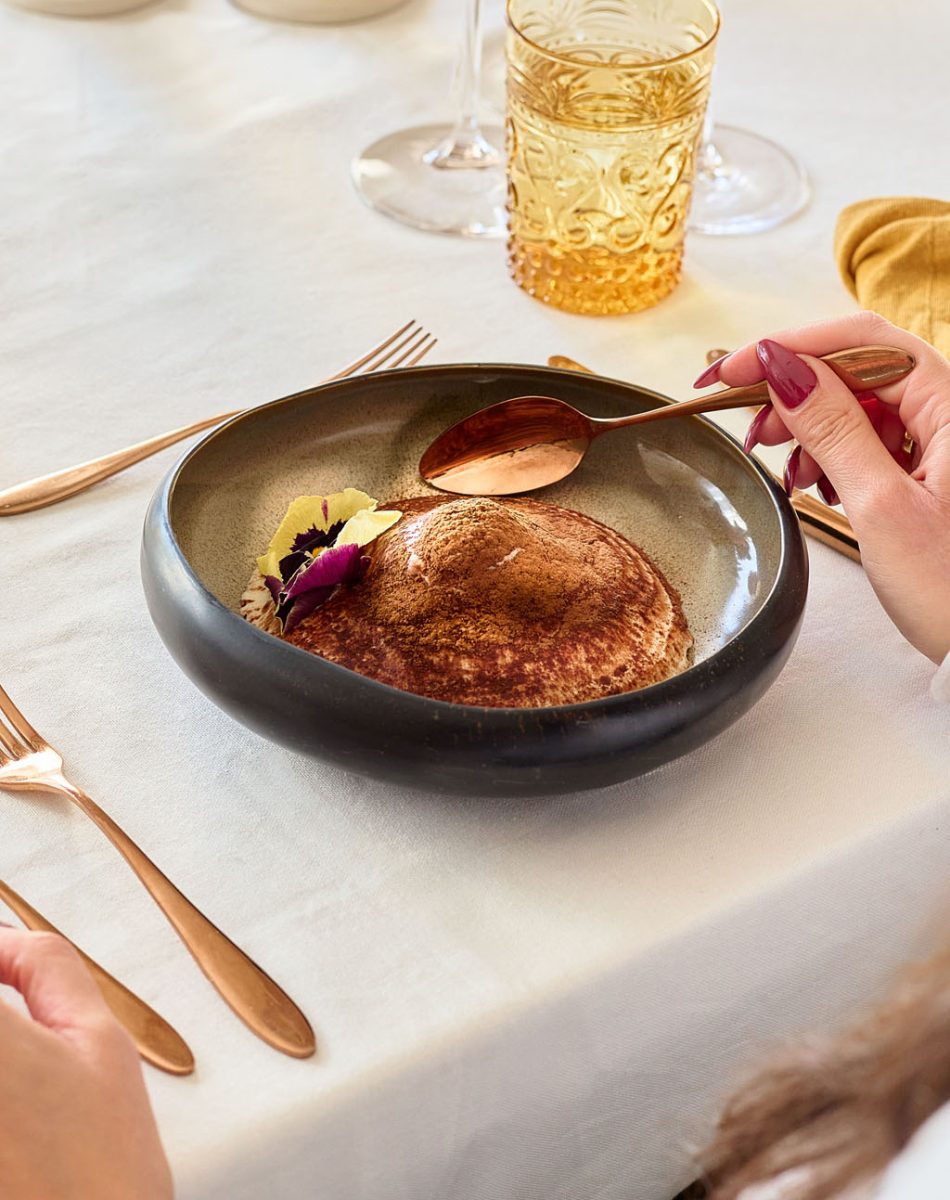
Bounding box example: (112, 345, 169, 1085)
(696, 311, 950, 664)
(0, 925, 173, 1200)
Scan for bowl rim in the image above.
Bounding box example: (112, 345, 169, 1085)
(151, 361, 807, 720)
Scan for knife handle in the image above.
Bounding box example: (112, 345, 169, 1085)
(787, 486, 860, 563)
(0, 880, 195, 1076)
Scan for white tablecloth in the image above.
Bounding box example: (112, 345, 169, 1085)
(2, 1, 949, 1197)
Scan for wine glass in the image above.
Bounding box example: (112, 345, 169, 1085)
(351, 0, 507, 239)
(689, 5, 810, 239)
(689, 113, 810, 235)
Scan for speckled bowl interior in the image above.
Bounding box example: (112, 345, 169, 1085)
(144, 364, 806, 796)
(173, 365, 778, 665)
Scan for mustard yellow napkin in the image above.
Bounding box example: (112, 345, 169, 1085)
(835, 197, 950, 357)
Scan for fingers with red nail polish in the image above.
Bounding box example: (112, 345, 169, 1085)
(690, 315, 950, 666)
(816, 475, 840, 507)
(756, 340, 818, 408)
(784, 443, 840, 504)
(752, 336, 906, 520)
(693, 354, 728, 389)
(783, 445, 802, 494)
(743, 404, 772, 455)
(742, 406, 795, 449)
(704, 342, 917, 502)
(782, 444, 823, 493)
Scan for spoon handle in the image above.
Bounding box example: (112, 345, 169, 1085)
(598, 345, 915, 430)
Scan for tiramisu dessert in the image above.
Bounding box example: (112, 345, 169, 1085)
(240, 488, 692, 708)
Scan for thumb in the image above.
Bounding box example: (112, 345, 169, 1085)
(0, 925, 112, 1037)
(756, 338, 906, 514)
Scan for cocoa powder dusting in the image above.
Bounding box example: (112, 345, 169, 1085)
(244, 495, 693, 708)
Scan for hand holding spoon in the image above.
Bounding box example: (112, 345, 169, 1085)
(419, 345, 914, 495)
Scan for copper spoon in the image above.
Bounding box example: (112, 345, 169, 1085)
(419, 345, 915, 495)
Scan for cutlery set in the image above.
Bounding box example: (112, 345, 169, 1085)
(1, 322, 892, 1066)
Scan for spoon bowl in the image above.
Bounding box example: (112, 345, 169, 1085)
(418, 394, 593, 494)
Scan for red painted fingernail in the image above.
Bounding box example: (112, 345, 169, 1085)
(783, 444, 802, 495)
(756, 339, 817, 409)
(693, 354, 727, 388)
(743, 403, 772, 455)
(859, 394, 884, 432)
(816, 475, 840, 507)
(866, 408, 884, 433)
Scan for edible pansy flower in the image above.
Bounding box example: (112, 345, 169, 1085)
(258, 489, 401, 633)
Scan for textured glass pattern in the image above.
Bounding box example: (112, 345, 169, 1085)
(506, 0, 718, 315)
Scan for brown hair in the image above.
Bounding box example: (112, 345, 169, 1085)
(700, 948, 950, 1200)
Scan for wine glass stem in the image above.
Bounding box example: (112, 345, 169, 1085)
(696, 79, 725, 176)
(425, 0, 500, 169)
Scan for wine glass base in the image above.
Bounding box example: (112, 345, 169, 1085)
(352, 123, 508, 239)
(689, 124, 810, 236)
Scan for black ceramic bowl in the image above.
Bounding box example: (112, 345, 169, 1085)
(142, 364, 807, 797)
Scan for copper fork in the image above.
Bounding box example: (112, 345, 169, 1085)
(0, 879, 195, 1075)
(0, 681, 315, 1058)
(0, 320, 437, 517)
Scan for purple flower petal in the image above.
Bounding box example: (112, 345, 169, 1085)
(281, 586, 336, 634)
(284, 541, 364, 601)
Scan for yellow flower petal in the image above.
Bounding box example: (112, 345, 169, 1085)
(335, 508, 402, 549)
(324, 488, 377, 529)
(258, 497, 323, 579)
(257, 489, 384, 579)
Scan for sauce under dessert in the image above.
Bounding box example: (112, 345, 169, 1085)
(241, 494, 693, 708)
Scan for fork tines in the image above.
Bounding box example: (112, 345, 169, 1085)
(0, 681, 43, 757)
(338, 319, 437, 377)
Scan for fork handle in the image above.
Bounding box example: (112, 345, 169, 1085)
(0, 410, 242, 517)
(0, 328, 426, 518)
(57, 782, 315, 1058)
(0, 880, 195, 1075)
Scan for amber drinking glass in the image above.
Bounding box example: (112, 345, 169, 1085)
(506, 0, 719, 315)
